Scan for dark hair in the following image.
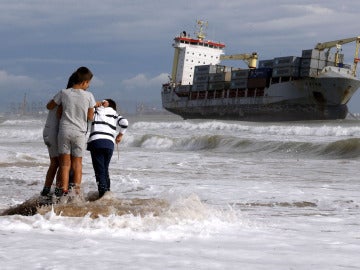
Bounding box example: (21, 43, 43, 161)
(66, 73, 77, 88)
(67, 66, 93, 87)
(105, 99, 117, 111)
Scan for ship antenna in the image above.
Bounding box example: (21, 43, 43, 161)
(195, 20, 208, 40)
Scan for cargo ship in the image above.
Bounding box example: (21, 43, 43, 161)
(161, 21, 360, 121)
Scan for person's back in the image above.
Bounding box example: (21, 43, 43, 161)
(87, 99, 128, 197)
(51, 66, 96, 199)
(40, 72, 78, 197)
(57, 87, 94, 132)
(88, 105, 127, 144)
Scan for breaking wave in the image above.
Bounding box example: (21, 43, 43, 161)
(131, 133, 360, 159)
(0, 193, 240, 240)
(132, 120, 360, 137)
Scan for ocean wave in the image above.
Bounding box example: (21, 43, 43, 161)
(130, 133, 360, 159)
(0, 129, 43, 142)
(319, 138, 360, 158)
(0, 118, 44, 126)
(132, 121, 360, 138)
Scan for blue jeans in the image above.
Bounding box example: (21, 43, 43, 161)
(90, 148, 113, 197)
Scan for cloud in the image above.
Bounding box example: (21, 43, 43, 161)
(114, 73, 169, 109)
(0, 70, 39, 88)
(122, 73, 168, 90)
(1, 0, 360, 112)
(283, 4, 333, 15)
(0, 70, 49, 106)
(89, 76, 105, 88)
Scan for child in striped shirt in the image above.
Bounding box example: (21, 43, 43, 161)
(87, 99, 128, 198)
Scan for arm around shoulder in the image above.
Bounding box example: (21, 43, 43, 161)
(46, 99, 57, 110)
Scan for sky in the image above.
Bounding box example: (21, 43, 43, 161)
(1, 0, 360, 114)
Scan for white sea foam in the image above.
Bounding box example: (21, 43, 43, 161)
(1, 116, 359, 269)
(0, 194, 241, 241)
(132, 120, 360, 139)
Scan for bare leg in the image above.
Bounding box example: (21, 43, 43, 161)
(71, 156, 83, 194)
(44, 156, 59, 187)
(59, 153, 71, 192)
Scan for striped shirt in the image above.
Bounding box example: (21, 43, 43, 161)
(87, 106, 128, 147)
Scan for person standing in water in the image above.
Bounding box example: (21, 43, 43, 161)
(40, 73, 77, 197)
(87, 99, 128, 198)
(47, 66, 97, 200)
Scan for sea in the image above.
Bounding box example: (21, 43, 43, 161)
(0, 113, 359, 270)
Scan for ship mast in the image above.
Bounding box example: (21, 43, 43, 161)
(195, 20, 208, 40)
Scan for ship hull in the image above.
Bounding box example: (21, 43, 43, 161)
(162, 69, 360, 122)
(164, 103, 348, 121)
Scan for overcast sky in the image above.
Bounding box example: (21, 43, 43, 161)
(1, 0, 360, 114)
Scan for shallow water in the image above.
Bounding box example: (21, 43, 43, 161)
(0, 114, 359, 269)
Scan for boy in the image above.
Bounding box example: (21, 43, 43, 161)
(47, 66, 96, 199)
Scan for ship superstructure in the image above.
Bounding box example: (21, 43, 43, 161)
(161, 21, 360, 121)
(171, 21, 225, 86)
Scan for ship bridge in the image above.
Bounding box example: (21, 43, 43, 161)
(171, 21, 225, 85)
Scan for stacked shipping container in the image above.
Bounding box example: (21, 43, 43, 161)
(258, 49, 344, 78)
(272, 56, 301, 77)
(300, 49, 340, 77)
(192, 64, 232, 92)
(185, 49, 346, 99)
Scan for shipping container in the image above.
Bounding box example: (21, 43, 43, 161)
(300, 59, 327, 69)
(208, 82, 228, 90)
(231, 69, 249, 80)
(301, 49, 344, 63)
(248, 68, 273, 78)
(209, 72, 231, 82)
(272, 67, 299, 77)
(194, 64, 227, 74)
(230, 79, 247, 89)
(258, 60, 274, 68)
(194, 65, 211, 74)
(247, 78, 267, 88)
(193, 74, 209, 83)
(273, 56, 301, 67)
(301, 49, 327, 60)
